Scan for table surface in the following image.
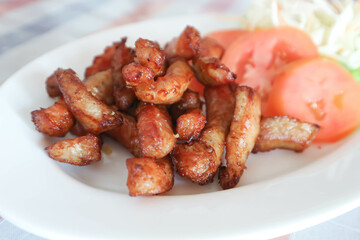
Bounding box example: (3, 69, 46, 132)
(1, 0, 360, 239)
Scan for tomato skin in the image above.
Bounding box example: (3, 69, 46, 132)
(206, 29, 249, 49)
(267, 57, 360, 142)
(221, 26, 318, 113)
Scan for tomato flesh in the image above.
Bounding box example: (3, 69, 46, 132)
(206, 29, 249, 49)
(221, 26, 318, 113)
(267, 58, 360, 142)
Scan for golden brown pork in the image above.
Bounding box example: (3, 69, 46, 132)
(85, 41, 121, 77)
(126, 156, 174, 196)
(253, 116, 320, 153)
(136, 103, 176, 159)
(132, 59, 196, 104)
(46, 133, 102, 166)
(106, 112, 142, 158)
(171, 85, 234, 184)
(31, 98, 74, 137)
(164, 26, 201, 60)
(111, 38, 136, 110)
(57, 69, 123, 135)
(219, 86, 261, 190)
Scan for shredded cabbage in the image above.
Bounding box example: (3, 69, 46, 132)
(239, 0, 360, 72)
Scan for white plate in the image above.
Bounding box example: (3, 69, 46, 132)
(1, 14, 360, 240)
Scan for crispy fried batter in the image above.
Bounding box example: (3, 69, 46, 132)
(170, 89, 202, 120)
(57, 69, 123, 135)
(31, 98, 74, 137)
(85, 41, 121, 77)
(126, 156, 174, 196)
(219, 86, 261, 190)
(176, 109, 206, 142)
(164, 26, 201, 60)
(198, 37, 224, 59)
(46, 133, 102, 166)
(84, 69, 114, 105)
(45, 68, 68, 98)
(106, 112, 142, 157)
(134, 58, 196, 104)
(171, 85, 234, 184)
(134, 38, 166, 76)
(136, 103, 176, 159)
(193, 57, 236, 86)
(253, 116, 320, 153)
(111, 38, 136, 110)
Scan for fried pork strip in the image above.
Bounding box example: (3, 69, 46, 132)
(85, 41, 121, 78)
(193, 57, 236, 86)
(170, 89, 202, 120)
(132, 58, 196, 104)
(46, 133, 102, 166)
(219, 86, 261, 190)
(192, 36, 235, 87)
(136, 103, 176, 159)
(253, 116, 320, 153)
(106, 112, 142, 158)
(164, 26, 201, 60)
(84, 69, 114, 105)
(126, 156, 174, 196)
(171, 85, 234, 184)
(45, 68, 65, 98)
(134, 38, 166, 76)
(31, 98, 74, 137)
(111, 38, 136, 110)
(176, 109, 206, 142)
(57, 69, 122, 135)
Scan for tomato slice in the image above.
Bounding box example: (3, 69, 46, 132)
(267, 57, 360, 142)
(221, 26, 318, 113)
(206, 29, 249, 49)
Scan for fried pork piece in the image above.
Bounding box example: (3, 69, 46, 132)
(31, 98, 74, 137)
(176, 109, 206, 142)
(134, 38, 166, 76)
(170, 89, 202, 121)
(126, 156, 174, 196)
(136, 103, 176, 159)
(198, 37, 224, 59)
(112, 38, 136, 110)
(253, 116, 320, 153)
(70, 121, 88, 136)
(134, 58, 196, 104)
(46, 133, 102, 166)
(45, 68, 68, 98)
(219, 86, 261, 190)
(85, 41, 121, 77)
(106, 112, 142, 157)
(171, 85, 235, 184)
(193, 57, 236, 86)
(164, 26, 201, 60)
(122, 62, 155, 87)
(57, 69, 123, 135)
(84, 69, 114, 105)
